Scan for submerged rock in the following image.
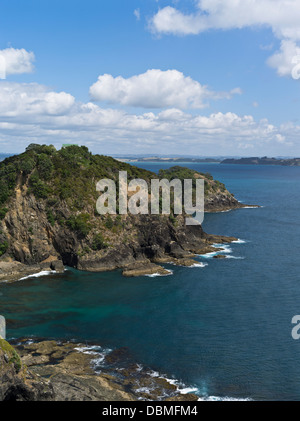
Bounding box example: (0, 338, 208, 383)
(122, 262, 171, 277)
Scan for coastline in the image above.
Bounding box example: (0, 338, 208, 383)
(0, 234, 238, 283)
(0, 259, 65, 284)
(5, 337, 250, 401)
(5, 337, 200, 401)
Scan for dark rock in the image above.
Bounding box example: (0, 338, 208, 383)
(50, 260, 65, 273)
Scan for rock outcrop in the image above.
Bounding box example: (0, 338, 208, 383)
(0, 339, 54, 401)
(0, 339, 200, 401)
(0, 145, 246, 280)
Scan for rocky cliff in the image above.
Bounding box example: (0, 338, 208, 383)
(0, 144, 243, 280)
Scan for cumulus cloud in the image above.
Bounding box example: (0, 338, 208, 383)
(267, 40, 300, 78)
(89, 69, 241, 109)
(0, 48, 35, 78)
(150, 0, 300, 39)
(149, 1, 300, 78)
(0, 80, 293, 155)
(0, 82, 75, 117)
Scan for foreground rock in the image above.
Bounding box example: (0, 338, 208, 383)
(0, 259, 65, 283)
(1, 339, 200, 401)
(0, 339, 54, 401)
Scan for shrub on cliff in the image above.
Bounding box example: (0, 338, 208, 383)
(91, 233, 108, 251)
(29, 171, 50, 199)
(0, 241, 8, 257)
(0, 208, 8, 220)
(67, 213, 91, 237)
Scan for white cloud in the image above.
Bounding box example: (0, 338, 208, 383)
(89, 69, 241, 109)
(149, 1, 300, 79)
(0, 48, 35, 78)
(0, 80, 294, 155)
(134, 8, 140, 21)
(0, 82, 75, 117)
(267, 40, 300, 78)
(259, 43, 274, 51)
(150, 0, 300, 40)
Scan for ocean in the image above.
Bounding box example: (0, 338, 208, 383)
(1, 162, 300, 400)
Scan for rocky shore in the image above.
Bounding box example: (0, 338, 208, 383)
(0, 338, 199, 401)
(0, 232, 237, 283)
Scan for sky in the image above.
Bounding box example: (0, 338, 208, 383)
(0, 0, 300, 156)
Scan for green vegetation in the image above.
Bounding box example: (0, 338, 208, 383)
(0, 145, 232, 246)
(0, 339, 22, 372)
(46, 208, 55, 226)
(29, 171, 50, 199)
(37, 153, 54, 179)
(91, 233, 108, 251)
(0, 241, 8, 257)
(159, 166, 228, 197)
(104, 216, 114, 230)
(169, 214, 177, 226)
(19, 157, 35, 175)
(67, 213, 91, 237)
(0, 208, 8, 220)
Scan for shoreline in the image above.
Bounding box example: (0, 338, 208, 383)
(0, 234, 239, 283)
(7, 337, 250, 401)
(9, 337, 200, 401)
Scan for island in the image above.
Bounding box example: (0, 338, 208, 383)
(0, 144, 248, 282)
(115, 156, 221, 163)
(221, 156, 300, 166)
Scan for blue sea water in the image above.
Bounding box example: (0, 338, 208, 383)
(1, 163, 300, 400)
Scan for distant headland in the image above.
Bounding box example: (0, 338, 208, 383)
(115, 156, 221, 163)
(221, 157, 300, 166)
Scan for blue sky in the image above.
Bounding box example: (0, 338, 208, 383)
(0, 0, 300, 156)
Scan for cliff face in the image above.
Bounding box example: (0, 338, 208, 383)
(0, 145, 241, 279)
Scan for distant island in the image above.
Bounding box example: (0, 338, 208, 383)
(221, 157, 300, 166)
(0, 154, 12, 162)
(116, 157, 221, 163)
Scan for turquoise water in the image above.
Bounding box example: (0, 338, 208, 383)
(1, 163, 300, 400)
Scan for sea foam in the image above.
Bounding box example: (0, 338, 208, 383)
(146, 269, 173, 278)
(18, 270, 57, 281)
(231, 239, 247, 244)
